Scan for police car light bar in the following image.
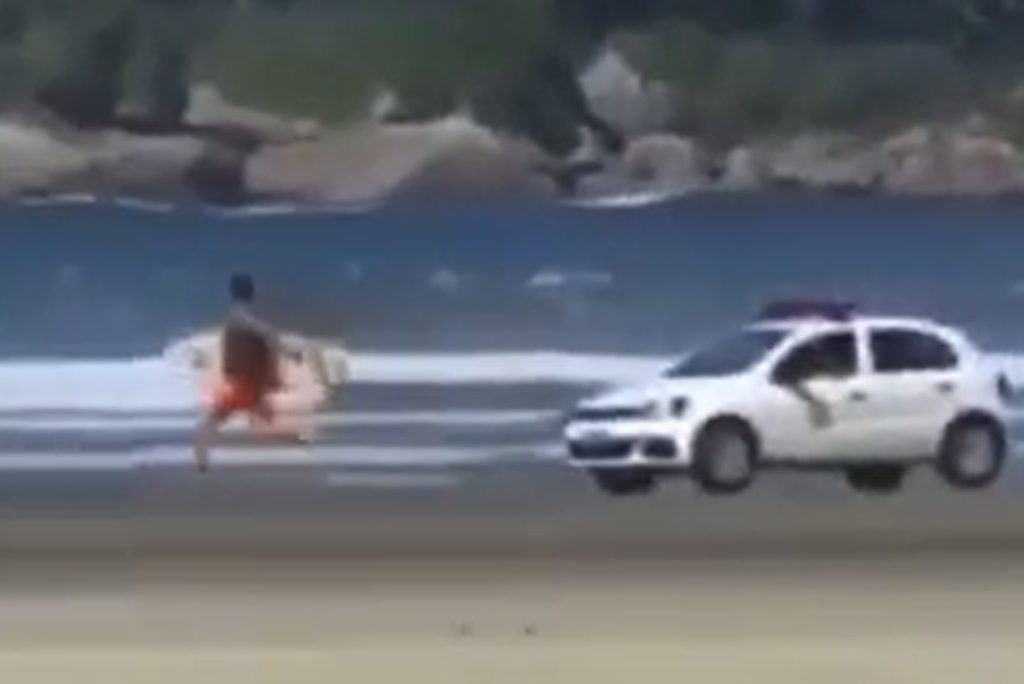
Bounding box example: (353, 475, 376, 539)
(758, 299, 857, 322)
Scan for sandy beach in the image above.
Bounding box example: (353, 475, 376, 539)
(1, 459, 1024, 683)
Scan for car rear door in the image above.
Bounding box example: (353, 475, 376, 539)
(857, 326, 963, 458)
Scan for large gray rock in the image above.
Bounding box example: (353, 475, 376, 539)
(763, 134, 883, 193)
(880, 127, 1024, 197)
(572, 133, 709, 200)
(719, 146, 772, 191)
(76, 132, 204, 197)
(0, 119, 90, 198)
(245, 115, 551, 204)
(622, 134, 709, 192)
(579, 48, 676, 138)
(186, 83, 320, 145)
(0, 117, 245, 202)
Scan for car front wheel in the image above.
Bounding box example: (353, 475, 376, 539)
(691, 419, 759, 495)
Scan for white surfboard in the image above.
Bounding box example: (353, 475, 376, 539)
(163, 328, 350, 416)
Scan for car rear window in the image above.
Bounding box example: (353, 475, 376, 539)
(870, 329, 959, 373)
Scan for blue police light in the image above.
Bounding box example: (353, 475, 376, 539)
(758, 299, 857, 322)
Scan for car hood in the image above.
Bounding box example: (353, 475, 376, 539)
(578, 375, 748, 410)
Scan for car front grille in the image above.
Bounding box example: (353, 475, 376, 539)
(572, 406, 648, 422)
(569, 440, 634, 461)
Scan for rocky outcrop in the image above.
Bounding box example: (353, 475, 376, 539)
(712, 128, 1024, 197)
(719, 146, 771, 191)
(0, 120, 90, 198)
(622, 134, 709, 192)
(245, 115, 552, 204)
(0, 116, 246, 202)
(879, 127, 1024, 197)
(579, 48, 676, 139)
(6, 99, 1024, 204)
(572, 133, 708, 199)
(760, 134, 883, 193)
(73, 131, 244, 202)
(186, 83, 320, 146)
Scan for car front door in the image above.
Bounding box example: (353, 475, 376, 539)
(756, 329, 866, 462)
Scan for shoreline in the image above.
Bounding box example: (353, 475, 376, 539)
(5, 184, 1024, 216)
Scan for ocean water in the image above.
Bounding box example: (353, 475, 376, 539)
(0, 194, 1022, 473)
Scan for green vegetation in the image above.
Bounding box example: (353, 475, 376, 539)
(197, 1, 552, 123)
(0, 0, 1021, 148)
(621, 24, 973, 144)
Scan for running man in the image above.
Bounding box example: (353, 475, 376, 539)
(193, 273, 315, 471)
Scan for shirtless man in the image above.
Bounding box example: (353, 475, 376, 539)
(193, 273, 318, 472)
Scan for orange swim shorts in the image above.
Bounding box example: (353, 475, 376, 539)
(210, 379, 273, 421)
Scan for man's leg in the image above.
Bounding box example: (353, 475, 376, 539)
(194, 410, 229, 472)
(195, 383, 237, 472)
(249, 401, 315, 444)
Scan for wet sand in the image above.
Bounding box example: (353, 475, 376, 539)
(2, 462, 1024, 682)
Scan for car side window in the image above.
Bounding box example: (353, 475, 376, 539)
(773, 332, 857, 384)
(870, 329, 959, 373)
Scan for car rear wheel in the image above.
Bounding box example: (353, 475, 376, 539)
(691, 419, 758, 495)
(589, 469, 657, 497)
(936, 416, 1006, 490)
(844, 464, 906, 495)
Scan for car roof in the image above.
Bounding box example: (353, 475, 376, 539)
(748, 315, 954, 335)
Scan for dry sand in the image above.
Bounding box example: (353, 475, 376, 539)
(2, 463, 1024, 682)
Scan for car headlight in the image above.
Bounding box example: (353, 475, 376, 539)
(639, 399, 688, 419)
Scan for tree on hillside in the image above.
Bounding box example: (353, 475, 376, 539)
(34, 5, 136, 127)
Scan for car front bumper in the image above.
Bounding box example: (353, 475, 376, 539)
(563, 420, 695, 469)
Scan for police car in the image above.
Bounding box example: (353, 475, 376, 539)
(564, 301, 1014, 496)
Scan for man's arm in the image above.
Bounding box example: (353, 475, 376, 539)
(787, 381, 832, 428)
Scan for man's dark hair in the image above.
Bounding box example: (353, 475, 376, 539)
(229, 273, 255, 303)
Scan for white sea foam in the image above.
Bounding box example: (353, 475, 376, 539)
(563, 189, 683, 210)
(112, 197, 174, 213)
(213, 201, 378, 218)
(0, 445, 525, 471)
(0, 409, 557, 433)
(526, 270, 614, 290)
(0, 352, 664, 413)
(348, 351, 668, 385)
(1, 350, 1022, 417)
(17, 193, 98, 207)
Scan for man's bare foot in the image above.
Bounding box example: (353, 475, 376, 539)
(194, 449, 210, 472)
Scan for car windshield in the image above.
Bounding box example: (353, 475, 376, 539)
(664, 329, 787, 378)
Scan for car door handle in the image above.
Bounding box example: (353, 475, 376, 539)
(848, 390, 869, 403)
(935, 381, 955, 395)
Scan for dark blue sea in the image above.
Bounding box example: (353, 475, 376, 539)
(0, 194, 1021, 477)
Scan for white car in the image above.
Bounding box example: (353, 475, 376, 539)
(564, 301, 1015, 496)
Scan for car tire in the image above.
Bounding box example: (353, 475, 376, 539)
(589, 469, 657, 497)
(936, 416, 1006, 490)
(691, 419, 759, 495)
(844, 464, 906, 495)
